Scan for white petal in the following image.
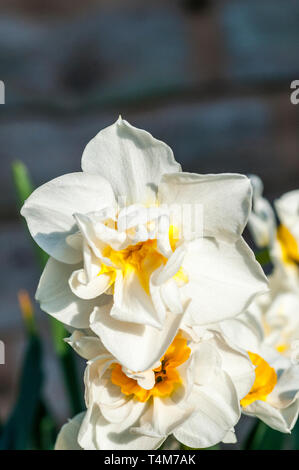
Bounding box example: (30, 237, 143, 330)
(219, 311, 264, 354)
(160, 279, 183, 315)
(99, 392, 136, 425)
(222, 429, 237, 444)
(182, 237, 268, 325)
(21, 172, 115, 263)
(78, 401, 163, 450)
(66, 231, 83, 251)
(174, 371, 240, 448)
(85, 357, 116, 407)
(82, 240, 103, 282)
(267, 365, 299, 409)
(248, 174, 276, 248)
(74, 213, 123, 259)
(55, 412, 85, 450)
(243, 398, 299, 433)
(81, 117, 181, 206)
(123, 367, 158, 390)
(132, 396, 194, 438)
(150, 267, 185, 319)
(207, 332, 255, 400)
(275, 190, 299, 243)
(158, 172, 252, 242)
(65, 331, 106, 360)
(192, 342, 222, 386)
(111, 270, 164, 329)
(90, 308, 184, 372)
(69, 268, 111, 300)
(36, 257, 112, 329)
(154, 245, 186, 285)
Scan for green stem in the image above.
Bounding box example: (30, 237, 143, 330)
(243, 419, 264, 450)
(49, 318, 84, 415)
(255, 248, 271, 266)
(243, 418, 286, 450)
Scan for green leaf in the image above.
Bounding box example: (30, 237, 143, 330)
(243, 419, 286, 450)
(290, 416, 299, 450)
(255, 248, 271, 267)
(31, 401, 57, 450)
(0, 335, 43, 449)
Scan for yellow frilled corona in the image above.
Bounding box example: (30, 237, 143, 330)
(111, 334, 191, 402)
(240, 351, 277, 408)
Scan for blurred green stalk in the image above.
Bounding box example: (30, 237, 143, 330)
(255, 248, 271, 266)
(12, 161, 84, 416)
(243, 419, 286, 450)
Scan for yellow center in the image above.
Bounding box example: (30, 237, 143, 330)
(276, 343, 289, 354)
(111, 334, 191, 402)
(240, 351, 277, 408)
(277, 224, 299, 266)
(98, 225, 188, 294)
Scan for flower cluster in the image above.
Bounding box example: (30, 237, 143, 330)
(21, 118, 299, 449)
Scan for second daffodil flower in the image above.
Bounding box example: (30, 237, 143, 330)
(55, 327, 255, 450)
(219, 308, 299, 433)
(249, 174, 299, 289)
(21, 118, 267, 371)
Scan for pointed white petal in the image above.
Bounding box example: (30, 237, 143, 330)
(55, 412, 85, 450)
(174, 371, 240, 448)
(65, 331, 106, 360)
(21, 172, 115, 263)
(158, 172, 252, 242)
(82, 117, 181, 205)
(182, 237, 268, 325)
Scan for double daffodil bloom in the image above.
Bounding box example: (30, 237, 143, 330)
(21, 118, 267, 371)
(55, 328, 254, 450)
(255, 273, 299, 358)
(248, 176, 299, 374)
(219, 309, 299, 433)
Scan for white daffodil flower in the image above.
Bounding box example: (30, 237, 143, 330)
(21, 118, 267, 371)
(249, 177, 299, 362)
(219, 309, 299, 433)
(55, 329, 255, 450)
(249, 270, 299, 361)
(249, 175, 299, 286)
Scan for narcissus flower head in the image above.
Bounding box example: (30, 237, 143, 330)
(21, 118, 267, 371)
(249, 175, 299, 287)
(219, 309, 299, 433)
(55, 328, 255, 450)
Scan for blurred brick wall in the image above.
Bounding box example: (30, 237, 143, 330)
(0, 0, 298, 428)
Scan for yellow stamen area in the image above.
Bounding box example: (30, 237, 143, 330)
(276, 343, 289, 354)
(277, 224, 299, 266)
(111, 334, 191, 402)
(173, 267, 189, 286)
(169, 225, 180, 252)
(240, 351, 277, 408)
(98, 225, 188, 294)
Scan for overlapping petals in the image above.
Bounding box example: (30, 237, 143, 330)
(20, 120, 278, 451)
(219, 308, 299, 433)
(55, 329, 254, 450)
(21, 118, 268, 375)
